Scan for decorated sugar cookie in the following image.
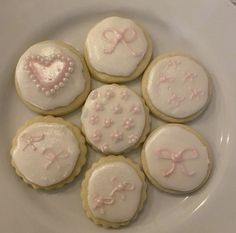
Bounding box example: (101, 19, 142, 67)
(81, 156, 147, 228)
(85, 16, 152, 83)
(81, 84, 150, 154)
(10, 116, 87, 190)
(15, 40, 90, 116)
(141, 124, 212, 194)
(142, 54, 211, 122)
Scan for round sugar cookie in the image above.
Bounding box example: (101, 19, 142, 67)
(15, 40, 91, 116)
(142, 54, 211, 122)
(10, 116, 87, 190)
(85, 16, 152, 83)
(81, 84, 150, 154)
(141, 124, 212, 194)
(81, 156, 147, 228)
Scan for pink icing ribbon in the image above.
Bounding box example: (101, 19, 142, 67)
(22, 134, 45, 151)
(92, 177, 135, 214)
(157, 148, 199, 177)
(102, 28, 143, 57)
(42, 148, 69, 169)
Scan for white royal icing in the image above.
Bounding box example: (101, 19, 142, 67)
(15, 41, 86, 110)
(146, 56, 209, 118)
(12, 122, 80, 187)
(81, 85, 146, 154)
(87, 161, 143, 222)
(143, 125, 210, 192)
(86, 16, 147, 76)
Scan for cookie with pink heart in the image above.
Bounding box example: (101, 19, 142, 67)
(15, 40, 91, 116)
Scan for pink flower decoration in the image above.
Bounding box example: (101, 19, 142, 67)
(130, 104, 142, 114)
(92, 130, 102, 143)
(113, 104, 123, 114)
(94, 102, 104, 112)
(128, 134, 138, 144)
(89, 115, 99, 125)
(123, 117, 135, 130)
(111, 130, 123, 142)
(104, 118, 113, 128)
(104, 89, 115, 99)
(90, 90, 98, 100)
(120, 90, 130, 100)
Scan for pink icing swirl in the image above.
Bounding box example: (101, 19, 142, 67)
(102, 27, 143, 57)
(156, 148, 199, 177)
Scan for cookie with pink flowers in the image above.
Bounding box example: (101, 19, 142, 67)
(85, 16, 152, 83)
(141, 124, 213, 194)
(81, 84, 150, 154)
(15, 40, 90, 116)
(81, 156, 147, 228)
(10, 116, 87, 190)
(142, 54, 212, 122)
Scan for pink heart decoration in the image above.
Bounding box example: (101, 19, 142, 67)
(24, 54, 75, 96)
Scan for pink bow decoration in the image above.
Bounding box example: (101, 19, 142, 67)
(102, 28, 143, 57)
(42, 148, 69, 169)
(22, 134, 45, 151)
(92, 176, 135, 214)
(156, 148, 199, 177)
(93, 194, 114, 214)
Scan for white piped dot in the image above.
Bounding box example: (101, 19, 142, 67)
(33, 79, 37, 83)
(30, 75, 35, 79)
(69, 61, 74, 66)
(45, 91, 50, 96)
(50, 89, 55, 94)
(36, 84, 40, 89)
(41, 87, 45, 92)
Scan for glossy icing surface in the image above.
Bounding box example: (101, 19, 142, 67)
(12, 122, 80, 187)
(146, 56, 209, 118)
(86, 16, 147, 76)
(15, 41, 86, 110)
(81, 85, 146, 153)
(87, 161, 143, 222)
(143, 125, 210, 191)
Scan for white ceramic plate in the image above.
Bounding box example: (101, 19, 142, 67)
(1, 0, 236, 232)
